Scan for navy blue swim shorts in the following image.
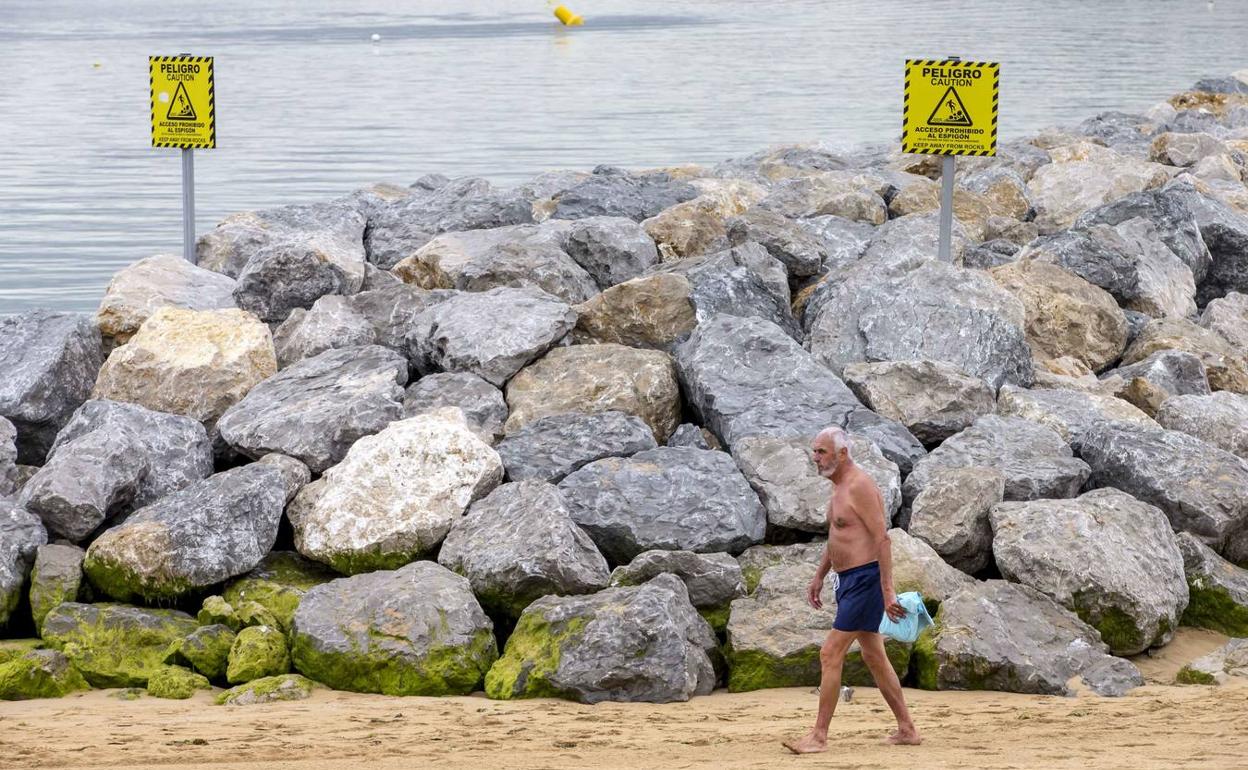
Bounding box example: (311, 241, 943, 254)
(832, 561, 884, 633)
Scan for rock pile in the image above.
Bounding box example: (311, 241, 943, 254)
(3, 74, 1248, 702)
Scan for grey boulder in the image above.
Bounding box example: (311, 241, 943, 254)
(995, 385, 1158, 444)
(291, 561, 497, 696)
(497, 411, 657, 483)
(486, 573, 717, 703)
(841, 360, 996, 446)
(903, 415, 1090, 503)
(0, 502, 46, 627)
(197, 200, 367, 281)
(725, 209, 827, 278)
(558, 447, 766, 564)
(912, 580, 1143, 696)
(990, 488, 1188, 655)
(437, 481, 610, 617)
(1175, 533, 1248, 637)
(19, 399, 214, 542)
(1101, 350, 1211, 416)
(403, 372, 508, 441)
(0, 311, 103, 463)
(1072, 422, 1248, 563)
(610, 550, 745, 610)
(908, 467, 1005, 575)
(551, 167, 700, 222)
(272, 295, 377, 368)
(1155, 392, 1248, 459)
(407, 287, 576, 387)
(82, 464, 287, 602)
(217, 345, 408, 473)
(343, 284, 458, 353)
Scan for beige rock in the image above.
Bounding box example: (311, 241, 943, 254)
(571, 274, 697, 349)
(889, 528, 975, 603)
(1123, 318, 1248, 394)
(990, 260, 1128, 373)
(996, 385, 1158, 443)
(1189, 155, 1243, 184)
(91, 308, 276, 426)
(841, 360, 996, 445)
(1029, 147, 1171, 232)
(1150, 133, 1229, 168)
(95, 256, 237, 345)
(756, 173, 889, 223)
(981, 216, 1040, 246)
(965, 171, 1034, 222)
(1200, 292, 1248, 350)
(886, 179, 995, 241)
(1168, 91, 1248, 118)
(504, 344, 680, 441)
(643, 183, 762, 261)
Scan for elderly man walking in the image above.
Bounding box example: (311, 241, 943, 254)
(783, 426, 921, 754)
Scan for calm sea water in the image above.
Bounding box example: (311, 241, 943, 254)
(2, 0, 1247, 313)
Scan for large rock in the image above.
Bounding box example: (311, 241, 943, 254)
(754, 173, 888, 223)
(723, 559, 909, 693)
(1151, 132, 1228, 167)
(996, 385, 1158, 443)
(28, 544, 84, 634)
(1102, 350, 1211, 416)
(0, 418, 15, 497)
(858, 213, 968, 267)
(1176, 533, 1248, 637)
(0, 649, 89, 700)
(1027, 145, 1169, 232)
(1018, 221, 1197, 320)
(908, 467, 1005, 575)
(570, 273, 698, 350)
(806, 261, 1034, 391)
(911, 580, 1142, 696)
(726, 208, 827, 278)
(216, 673, 318, 705)
(903, 415, 1090, 503)
(497, 411, 656, 484)
(990, 260, 1128, 372)
(558, 447, 766, 564)
(1072, 422, 1248, 564)
(990, 488, 1188, 655)
(360, 177, 534, 269)
(485, 573, 717, 703)
(197, 200, 367, 280)
(291, 561, 497, 696)
(437, 481, 610, 617)
(392, 225, 598, 304)
(674, 315, 924, 473)
(648, 242, 799, 340)
(552, 216, 661, 289)
(842, 360, 996, 446)
(232, 235, 366, 324)
(83, 463, 287, 602)
(226, 625, 290, 685)
(795, 215, 874, 271)
(889, 528, 977, 606)
(344, 284, 458, 353)
(271, 295, 376, 368)
(222, 552, 337, 634)
(0, 311, 103, 463)
(407, 287, 576, 387)
(730, 434, 900, 533)
(164, 624, 235, 680)
(609, 550, 745, 622)
(91, 307, 276, 428)
(0, 502, 46, 628)
(551, 167, 700, 222)
(504, 344, 680, 442)
(41, 602, 198, 687)
(1178, 639, 1248, 686)
(1073, 186, 1212, 283)
(96, 255, 238, 344)
(217, 345, 407, 473)
(1121, 318, 1248, 393)
(1146, 182, 1248, 306)
(1156, 392, 1248, 458)
(1200, 292, 1248, 350)
(402, 372, 508, 441)
(20, 400, 213, 542)
(289, 409, 502, 574)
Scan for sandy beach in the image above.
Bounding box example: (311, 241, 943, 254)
(1, 628, 1240, 770)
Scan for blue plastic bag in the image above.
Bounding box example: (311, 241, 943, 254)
(877, 591, 933, 643)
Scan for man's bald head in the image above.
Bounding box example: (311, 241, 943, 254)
(811, 426, 852, 479)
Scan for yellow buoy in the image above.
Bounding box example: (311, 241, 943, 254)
(554, 5, 584, 25)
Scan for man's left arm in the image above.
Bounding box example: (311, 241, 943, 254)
(856, 482, 905, 621)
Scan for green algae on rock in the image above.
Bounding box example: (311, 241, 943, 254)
(291, 561, 497, 696)
(216, 673, 317, 705)
(197, 595, 241, 630)
(226, 625, 290, 685)
(222, 552, 336, 633)
(164, 624, 236, 681)
(0, 649, 88, 700)
(28, 543, 85, 634)
(146, 664, 211, 699)
(40, 602, 198, 688)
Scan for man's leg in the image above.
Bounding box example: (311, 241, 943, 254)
(782, 629, 857, 754)
(857, 632, 921, 745)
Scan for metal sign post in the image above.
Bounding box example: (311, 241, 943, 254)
(902, 55, 1000, 261)
(150, 53, 216, 265)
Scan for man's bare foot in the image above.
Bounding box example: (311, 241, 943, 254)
(782, 732, 828, 754)
(883, 728, 922, 746)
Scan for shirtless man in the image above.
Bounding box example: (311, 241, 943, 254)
(783, 426, 921, 753)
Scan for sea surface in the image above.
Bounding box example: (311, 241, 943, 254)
(2, 0, 1247, 312)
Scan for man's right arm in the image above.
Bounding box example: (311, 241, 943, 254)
(807, 541, 833, 609)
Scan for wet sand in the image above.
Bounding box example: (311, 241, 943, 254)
(1, 628, 1238, 770)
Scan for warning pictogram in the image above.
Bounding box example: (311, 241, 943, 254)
(167, 81, 196, 121)
(927, 86, 971, 126)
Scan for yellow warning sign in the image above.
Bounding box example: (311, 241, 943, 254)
(150, 55, 215, 149)
(903, 59, 998, 156)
